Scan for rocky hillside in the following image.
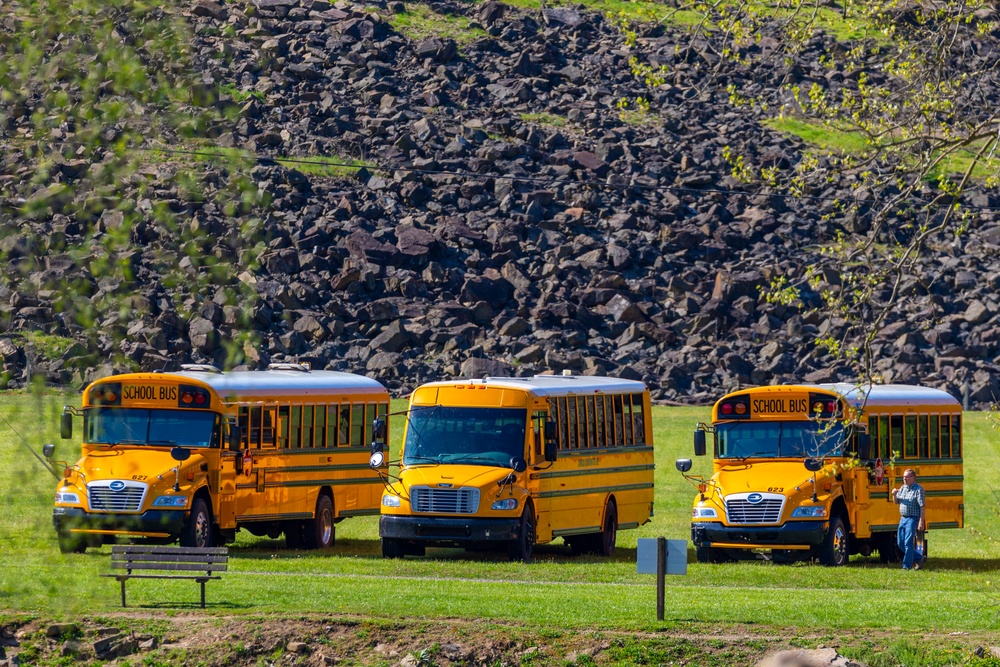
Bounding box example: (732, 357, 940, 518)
(2, 0, 1000, 405)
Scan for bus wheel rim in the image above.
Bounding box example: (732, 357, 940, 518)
(196, 511, 210, 547)
(321, 509, 333, 545)
(834, 526, 847, 564)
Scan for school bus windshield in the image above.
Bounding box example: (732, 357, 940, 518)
(84, 408, 217, 448)
(404, 406, 526, 467)
(717, 421, 846, 459)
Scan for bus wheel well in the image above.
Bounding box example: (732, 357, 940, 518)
(830, 497, 849, 530)
(605, 495, 617, 520)
(193, 487, 213, 519)
(318, 486, 334, 508)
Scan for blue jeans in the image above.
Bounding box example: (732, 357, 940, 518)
(898, 516, 920, 569)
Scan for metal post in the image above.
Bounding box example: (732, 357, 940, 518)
(120, 578, 126, 607)
(656, 537, 665, 621)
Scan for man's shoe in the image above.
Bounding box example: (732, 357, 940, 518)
(913, 563, 922, 571)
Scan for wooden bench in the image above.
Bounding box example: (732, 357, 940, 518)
(102, 545, 228, 608)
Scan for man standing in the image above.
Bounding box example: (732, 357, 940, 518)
(891, 469, 926, 570)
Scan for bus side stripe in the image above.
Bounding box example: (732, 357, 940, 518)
(536, 482, 654, 499)
(530, 464, 655, 480)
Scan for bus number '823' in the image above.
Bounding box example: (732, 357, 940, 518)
(767, 487, 783, 493)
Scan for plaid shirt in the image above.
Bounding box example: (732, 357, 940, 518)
(897, 482, 925, 518)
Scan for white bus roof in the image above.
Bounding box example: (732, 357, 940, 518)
(160, 369, 387, 399)
(418, 375, 648, 397)
(733, 383, 960, 409)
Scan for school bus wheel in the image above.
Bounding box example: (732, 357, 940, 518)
(304, 494, 335, 550)
(508, 502, 536, 564)
(819, 516, 849, 567)
(57, 530, 88, 554)
(180, 497, 212, 549)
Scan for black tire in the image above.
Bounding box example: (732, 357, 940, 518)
(57, 531, 87, 554)
(180, 498, 212, 548)
(695, 545, 713, 563)
(382, 537, 403, 559)
(596, 502, 618, 558)
(303, 495, 335, 550)
(508, 503, 536, 563)
(820, 516, 849, 566)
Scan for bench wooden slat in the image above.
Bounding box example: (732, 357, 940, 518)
(111, 545, 228, 555)
(111, 562, 228, 572)
(112, 553, 229, 564)
(101, 574, 222, 581)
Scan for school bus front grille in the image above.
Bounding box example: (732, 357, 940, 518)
(411, 487, 480, 514)
(725, 497, 783, 524)
(88, 482, 146, 513)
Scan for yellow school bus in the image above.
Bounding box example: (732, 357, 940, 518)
(374, 374, 654, 562)
(677, 383, 963, 565)
(50, 364, 389, 552)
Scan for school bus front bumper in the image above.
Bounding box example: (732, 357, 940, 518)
(380, 515, 522, 546)
(692, 520, 826, 550)
(53, 507, 187, 538)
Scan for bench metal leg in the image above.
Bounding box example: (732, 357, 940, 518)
(120, 578, 127, 607)
(200, 580, 206, 608)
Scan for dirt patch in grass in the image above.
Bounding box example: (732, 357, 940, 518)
(1, 614, 995, 667)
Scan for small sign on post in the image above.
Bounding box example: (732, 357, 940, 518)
(637, 537, 688, 620)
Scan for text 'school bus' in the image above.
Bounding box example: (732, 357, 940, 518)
(49, 363, 389, 553)
(371, 374, 654, 563)
(676, 383, 963, 566)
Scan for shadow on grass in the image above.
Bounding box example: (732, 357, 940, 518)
(227, 539, 641, 564)
(121, 601, 253, 610)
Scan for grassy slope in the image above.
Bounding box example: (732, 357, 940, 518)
(1, 393, 999, 635)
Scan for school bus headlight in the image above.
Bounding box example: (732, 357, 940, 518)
(791, 506, 826, 518)
(55, 492, 80, 504)
(491, 498, 518, 511)
(382, 495, 401, 508)
(692, 507, 718, 518)
(152, 495, 188, 507)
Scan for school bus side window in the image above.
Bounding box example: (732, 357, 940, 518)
(632, 394, 645, 445)
(940, 414, 950, 458)
(904, 415, 917, 458)
(595, 396, 606, 448)
(315, 404, 326, 448)
(351, 404, 365, 446)
(566, 397, 578, 449)
(261, 407, 276, 448)
(929, 415, 940, 458)
(339, 404, 350, 447)
(951, 415, 961, 457)
(238, 406, 250, 448)
(547, 399, 559, 453)
(623, 395, 634, 445)
(558, 397, 569, 450)
(889, 415, 902, 458)
(585, 396, 596, 449)
(277, 406, 290, 448)
(918, 414, 929, 458)
(326, 405, 338, 447)
(290, 406, 302, 449)
(303, 405, 315, 449)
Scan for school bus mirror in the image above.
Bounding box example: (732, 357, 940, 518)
(171, 446, 192, 463)
(693, 431, 706, 457)
(510, 456, 527, 473)
(370, 440, 384, 454)
(675, 458, 692, 473)
(43, 443, 55, 459)
(372, 418, 387, 442)
(857, 433, 871, 460)
(60, 413, 73, 440)
(543, 439, 557, 462)
(369, 451, 386, 469)
(804, 458, 824, 472)
(228, 422, 242, 451)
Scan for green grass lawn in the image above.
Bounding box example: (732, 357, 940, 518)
(2, 393, 1000, 633)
